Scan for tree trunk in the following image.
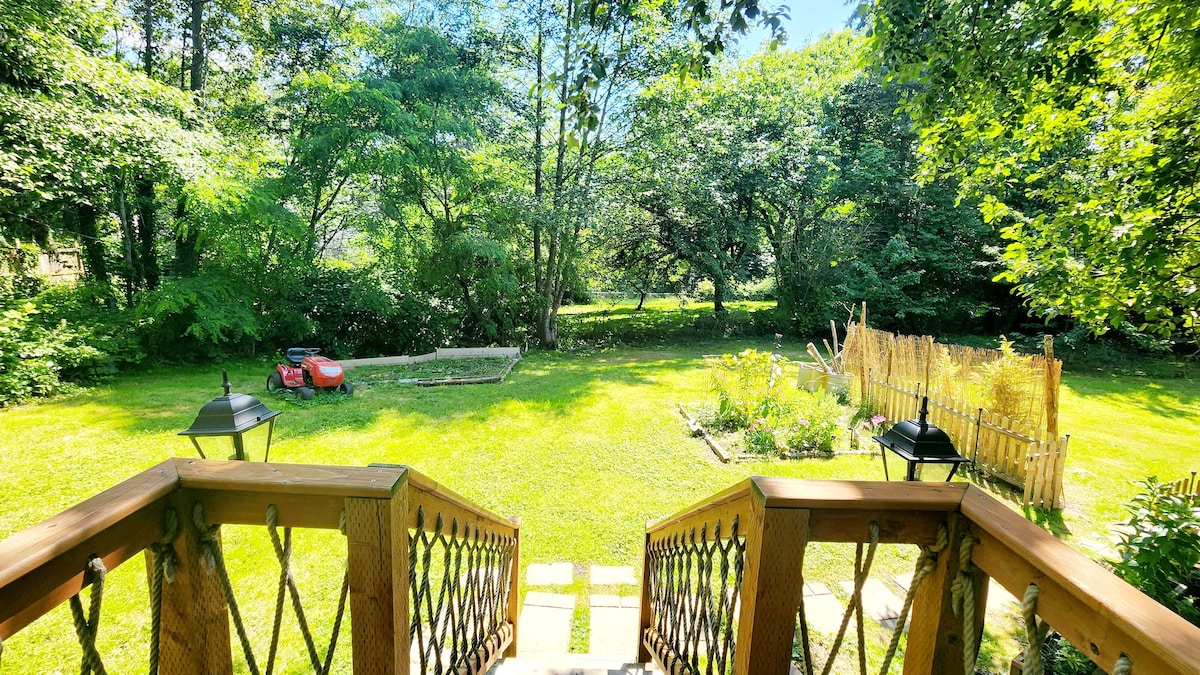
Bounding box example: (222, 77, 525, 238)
(136, 178, 160, 289)
(636, 289, 646, 311)
(173, 198, 200, 277)
(532, 0, 545, 296)
(117, 184, 138, 305)
(713, 277, 726, 314)
(76, 203, 111, 290)
(170, 0, 206, 278)
(188, 0, 205, 93)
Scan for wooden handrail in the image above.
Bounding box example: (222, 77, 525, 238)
(0, 459, 521, 675)
(963, 485, 1200, 674)
(0, 460, 179, 637)
(640, 477, 1200, 675)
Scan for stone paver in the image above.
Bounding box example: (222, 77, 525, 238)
(840, 579, 904, 631)
(803, 592, 846, 634)
(527, 562, 574, 586)
(518, 592, 576, 654)
(893, 572, 913, 592)
(591, 565, 638, 586)
(804, 582, 832, 597)
(589, 595, 640, 656)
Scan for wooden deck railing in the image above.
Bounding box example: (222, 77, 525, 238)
(0, 458, 520, 674)
(639, 477, 1200, 674)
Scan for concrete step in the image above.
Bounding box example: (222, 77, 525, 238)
(487, 654, 656, 675)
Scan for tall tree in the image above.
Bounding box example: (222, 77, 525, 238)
(869, 0, 1200, 345)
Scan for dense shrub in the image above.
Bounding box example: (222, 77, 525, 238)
(0, 281, 153, 405)
(783, 391, 842, 454)
(137, 273, 261, 360)
(708, 348, 844, 455)
(265, 267, 453, 359)
(1111, 478, 1200, 624)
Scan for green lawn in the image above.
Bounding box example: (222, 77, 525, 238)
(0, 329, 1195, 673)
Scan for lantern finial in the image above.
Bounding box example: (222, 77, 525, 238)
(221, 369, 232, 396)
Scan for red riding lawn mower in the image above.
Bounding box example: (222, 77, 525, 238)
(267, 347, 354, 400)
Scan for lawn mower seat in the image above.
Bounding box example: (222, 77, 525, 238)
(285, 347, 311, 365)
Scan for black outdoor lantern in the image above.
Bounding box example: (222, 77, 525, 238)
(180, 369, 281, 461)
(873, 396, 970, 481)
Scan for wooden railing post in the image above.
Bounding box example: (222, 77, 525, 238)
(903, 513, 989, 675)
(153, 488, 233, 674)
(505, 515, 521, 658)
(636, 528, 653, 664)
(346, 474, 410, 674)
(733, 492, 810, 675)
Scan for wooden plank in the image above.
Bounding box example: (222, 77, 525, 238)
(505, 516, 521, 658)
(646, 497, 753, 548)
(346, 489, 410, 674)
(751, 477, 967, 512)
(807, 509, 952, 546)
(406, 472, 518, 534)
(435, 347, 521, 360)
(962, 486, 1200, 674)
(647, 480, 754, 535)
(637, 531, 654, 664)
(904, 514, 989, 675)
(152, 488, 233, 674)
(0, 461, 179, 638)
(188, 490, 346, 529)
(175, 458, 406, 498)
(733, 499, 810, 675)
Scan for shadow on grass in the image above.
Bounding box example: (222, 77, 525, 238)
(57, 348, 707, 441)
(1063, 374, 1200, 419)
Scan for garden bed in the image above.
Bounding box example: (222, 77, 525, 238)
(350, 357, 517, 386)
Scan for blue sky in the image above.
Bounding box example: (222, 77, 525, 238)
(736, 0, 859, 54)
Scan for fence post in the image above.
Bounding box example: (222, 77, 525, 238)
(153, 488, 233, 674)
(903, 513, 989, 675)
(1043, 335, 1060, 439)
(733, 492, 810, 674)
(505, 516, 521, 658)
(346, 475, 410, 674)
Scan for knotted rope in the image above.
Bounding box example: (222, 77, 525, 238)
(69, 555, 108, 675)
(1112, 654, 1132, 674)
(193, 502, 259, 674)
(148, 508, 179, 675)
(1021, 583, 1049, 675)
(950, 534, 981, 674)
(821, 521, 880, 675)
(266, 504, 328, 673)
(878, 523, 949, 675)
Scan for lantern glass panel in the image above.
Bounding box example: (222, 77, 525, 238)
(239, 421, 274, 462)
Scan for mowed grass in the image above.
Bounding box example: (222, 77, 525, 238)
(1, 313, 1196, 672)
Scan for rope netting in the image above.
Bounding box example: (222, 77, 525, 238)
(193, 502, 349, 675)
(644, 516, 746, 675)
(795, 521, 988, 675)
(408, 505, 517, 675)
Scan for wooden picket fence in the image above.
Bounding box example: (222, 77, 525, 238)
(1167, 472, 1199, 504)
(864, 374, 1068, 509)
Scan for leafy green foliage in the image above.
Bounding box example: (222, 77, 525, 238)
(1111, 478, 1200, 625)
(137, 273, 261, 359)
(708, 348, 790, 430)
(783, 392, 842, 454)
(707, 347, 844, 455)
(0, 279, 152, 404)
(869, 0, 1200, 345)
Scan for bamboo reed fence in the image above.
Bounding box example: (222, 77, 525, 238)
(845, 322, 1068, 509)
(1167, 472, 1199, 504)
